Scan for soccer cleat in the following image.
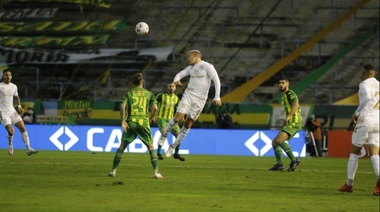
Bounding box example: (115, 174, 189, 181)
(373, 181, 380, 196)
(165, 145, 174, 157)
(158, 136, 166, 146)
(173, 154, 185, 161)
(288, 158, 301, 171)
(338, 183, 353, 193)
(269, 164, 284, 171)
(108, 169, 116, 177)
(8, 143, 14, 156)
(157, 153, 164, 160)
(154, 171, 163, 179)
(27, 149, 39, 156)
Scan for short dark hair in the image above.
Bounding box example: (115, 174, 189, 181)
(279, 77, 289, 82)
(132, 73, 143, 85)
(3, 68, 10, 74)
(364, 64, 375, 72)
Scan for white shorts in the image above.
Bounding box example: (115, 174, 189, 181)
(176, 93, 207, 121)
(1, 111, 23, 126)
(352, 124, 380, 148)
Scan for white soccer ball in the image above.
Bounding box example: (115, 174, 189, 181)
(135, 22, 149, 35)
(23, 116, 30, 122)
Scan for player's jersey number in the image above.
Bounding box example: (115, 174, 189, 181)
(132, 96, 147, 116)
(374, 91, 379, 110)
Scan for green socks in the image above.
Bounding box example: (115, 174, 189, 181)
(273, 145, 283, 165)
(174, 145, 180, 155)
(149, 149, 159, 171)
(280, 142, 296, 162)
(273, 142, 296, 165)
(157, 143, 180, 155)
(112, 149, 123, 170)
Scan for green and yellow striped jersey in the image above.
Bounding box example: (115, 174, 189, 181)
(156, 92, 179, 120)
(281, 89, 302, 124)
(121, 87, 157, 127)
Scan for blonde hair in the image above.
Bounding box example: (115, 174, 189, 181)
(187, 49, 202, 58)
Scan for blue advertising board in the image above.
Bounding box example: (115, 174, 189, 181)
(0, 125, 306, 157)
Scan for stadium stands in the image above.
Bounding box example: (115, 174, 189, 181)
(0, 0, 378, 103)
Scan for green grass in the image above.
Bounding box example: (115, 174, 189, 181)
(0, 150, 379, 212)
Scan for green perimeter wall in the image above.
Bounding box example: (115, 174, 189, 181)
(24, 100, 356, 130)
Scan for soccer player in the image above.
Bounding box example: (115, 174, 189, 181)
(0, 69, 39, 156)
(158, 49, 222, 158)
(338, 64, 379, 196)
(108, 73, 163, 179)
(156, 83, 185, 161)
(269, 78, 301, 171)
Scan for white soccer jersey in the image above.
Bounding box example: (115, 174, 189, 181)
(174, 60, 221, 101)
(355, 77, 379, 124)
(0, 82, 18, 113)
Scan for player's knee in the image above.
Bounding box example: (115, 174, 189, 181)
(7, 128, 14, 136)
(147, 144, 154, 150)
(272, 140, 279, 146)
(273, 136, 284, 145)
(368, 145, 380, 156)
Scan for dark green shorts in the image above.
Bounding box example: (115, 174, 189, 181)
(121, 121, 153, 145)
(157, 118, 180, 135)
(281, 122, 302, 139)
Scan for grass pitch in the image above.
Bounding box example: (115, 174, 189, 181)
(0, 150, 379, 212)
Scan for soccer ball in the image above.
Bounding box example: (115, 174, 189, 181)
(135, 22, 149, 35)
(23, 116, 30, 122)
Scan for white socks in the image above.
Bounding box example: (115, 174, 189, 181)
(172, 127, 190, 148)
(21, 131, 31, 151)
(347, 153, 358, 186)
(7, 135, 13, 145)
(347, 154, 380, 186)
(7, 132, 32, 151)
(370, 155, 380, 180)
(163, 119, 176, 137)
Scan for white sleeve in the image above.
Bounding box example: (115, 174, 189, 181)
(173, 66, 190, 82)
(13, 84, 19, 97)
(208, 64, 221, 101)
(355, 82, 371, 115)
